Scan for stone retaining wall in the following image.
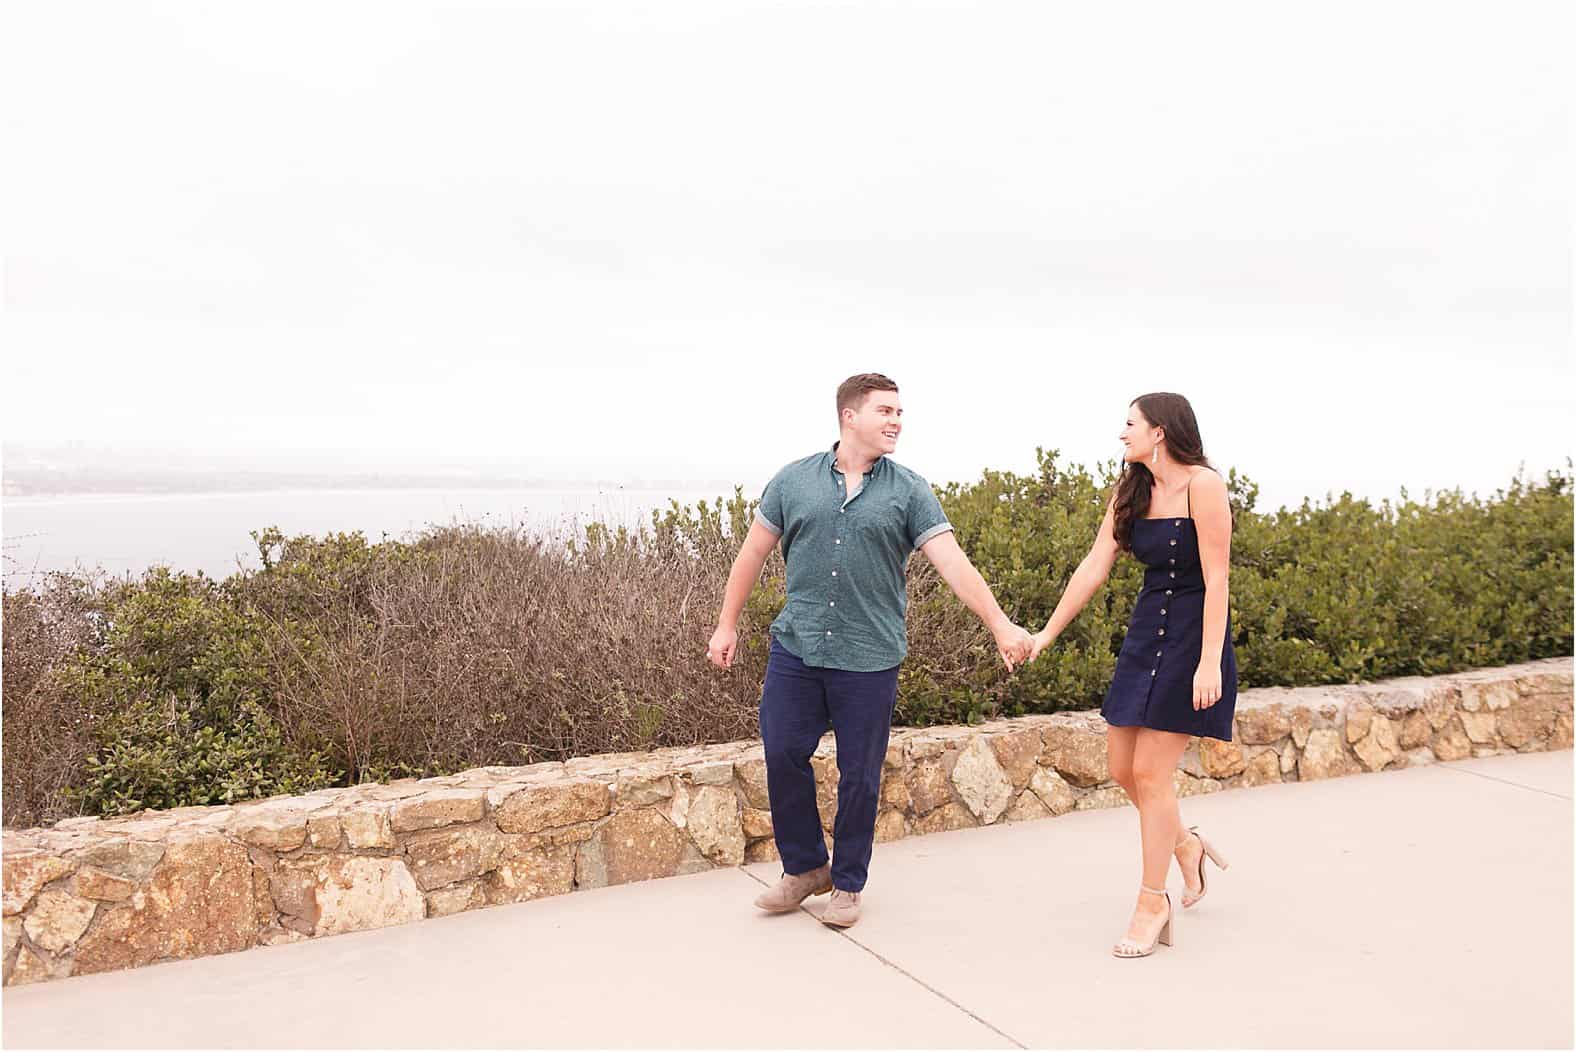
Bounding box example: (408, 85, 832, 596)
(4, 657, 1570, 987)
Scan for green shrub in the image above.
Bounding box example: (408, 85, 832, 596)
(933, 453, 1572, 722)
(3, 457, 1569, 826)
(60, 568, 337, 815)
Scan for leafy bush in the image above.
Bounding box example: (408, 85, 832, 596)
(56, 568, 336, 816)
(938, 452, 1572, 720)
(3, 457, 1568, 826)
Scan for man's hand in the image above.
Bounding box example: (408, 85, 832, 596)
(1027, 627, 1055, 663)
(706, 626, 739, 669)
(993, 622, 1034, 671)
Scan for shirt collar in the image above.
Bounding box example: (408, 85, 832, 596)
(827, 441, 885, 476)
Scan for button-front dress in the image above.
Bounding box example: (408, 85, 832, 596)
(1101, 488, 1238, 742)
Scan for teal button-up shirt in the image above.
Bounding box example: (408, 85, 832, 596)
(755, 442, 953, 672)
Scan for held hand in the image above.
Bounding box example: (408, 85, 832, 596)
(1193, 664, 1223, 710)
(994, 623, 1034, 671)
(1027, 627, 1055, 663)
(706, 626, 738, 669)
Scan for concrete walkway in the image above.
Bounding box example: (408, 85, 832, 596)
(4, 751, 1571, 1049)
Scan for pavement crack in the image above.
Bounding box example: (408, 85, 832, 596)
(827, 929, 1028, 1049)
(739, 867, 1028, 1049)
(1433, 762, 1572, 800)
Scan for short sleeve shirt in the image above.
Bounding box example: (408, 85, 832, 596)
(755, 442, 953, 671)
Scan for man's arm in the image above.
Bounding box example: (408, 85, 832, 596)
(918, 530, 1032, 669)
(707, 518, 781, 668)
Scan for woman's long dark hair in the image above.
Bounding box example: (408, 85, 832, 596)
(1112, 393, 1214, 551)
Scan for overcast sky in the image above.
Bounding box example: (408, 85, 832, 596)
(3, 0, 1570, 512)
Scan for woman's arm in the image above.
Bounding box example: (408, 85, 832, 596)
(1191, 469, 1232, 709)
(1029, 498, 1120, 660)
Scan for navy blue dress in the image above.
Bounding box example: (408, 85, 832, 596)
(1101, 504, 1237, 742)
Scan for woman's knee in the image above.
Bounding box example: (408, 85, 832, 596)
(1131, 763, 1174, 802)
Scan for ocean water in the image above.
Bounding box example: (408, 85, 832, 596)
(1, 487, 728, 585)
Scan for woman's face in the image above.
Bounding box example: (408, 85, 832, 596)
(1118, 403, 1162, 463)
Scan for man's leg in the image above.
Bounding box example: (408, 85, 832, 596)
(823, 662, 900, 893)
(759, 639, 832, 875)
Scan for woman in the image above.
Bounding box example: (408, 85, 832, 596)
(1028, 392, 1237, 958)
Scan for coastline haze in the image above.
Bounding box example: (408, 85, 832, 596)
(2, 1, 1570, 575)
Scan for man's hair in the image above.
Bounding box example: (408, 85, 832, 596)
(836, 373, 899, 425)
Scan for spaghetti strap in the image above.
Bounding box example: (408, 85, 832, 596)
(1186, 473, 1192, 517)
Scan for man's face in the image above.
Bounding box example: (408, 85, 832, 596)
(844, 389, 903, 455)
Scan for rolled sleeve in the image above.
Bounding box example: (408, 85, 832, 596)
(756, 471, 785, 535)
(906, 480, 952, 549)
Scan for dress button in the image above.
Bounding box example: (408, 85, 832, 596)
(1165, 589, 1173, 596)
(1151, 670, 1157, 677)
(1156, 650, 1162, 657)
(1158, 629, 1166, 636)
(1169, 558, 1176, 565)
(1175, 520, 1182, 527)
(1169, 572, 1176, 579)
(1170, 539, 1177, 546)
(1160, 608, 1167, 615)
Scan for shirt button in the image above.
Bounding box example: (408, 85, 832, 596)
(826, 631, 832, 636)
(835, 539, 841, 545)
(829, 601, 835, 607)
(831, 571, 837, 576)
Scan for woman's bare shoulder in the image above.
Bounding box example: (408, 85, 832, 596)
(1187, 466, 1228, 499)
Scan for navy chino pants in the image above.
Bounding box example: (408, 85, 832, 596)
(759, 637, 899, 892)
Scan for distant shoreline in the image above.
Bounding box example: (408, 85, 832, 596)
(2, 475, 748, 500)
(1, 484, 749, 583)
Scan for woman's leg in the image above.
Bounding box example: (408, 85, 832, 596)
(1109, 726, 1199, 890)
(1132, 729, 1191, 885)
(1106, 725, 1139, 800)
(1118, 728, 1191, 944)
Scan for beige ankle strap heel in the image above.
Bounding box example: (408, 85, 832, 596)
(1112, 885, 1175, 958)
(1180, 825, 1230, 908)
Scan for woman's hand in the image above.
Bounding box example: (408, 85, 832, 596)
(1193, 663, 1223, 710)
(1028, 627, 1056, 663)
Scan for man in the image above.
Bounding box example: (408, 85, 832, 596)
(706, 373, 1033, 928)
